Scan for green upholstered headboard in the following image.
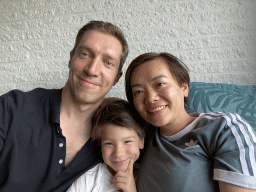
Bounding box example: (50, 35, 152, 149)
(185, 82, 256, 131)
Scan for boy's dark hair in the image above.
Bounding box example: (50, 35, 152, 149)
(91, 98, 145, 145)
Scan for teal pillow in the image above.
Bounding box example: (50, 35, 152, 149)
(185, 82, 256, 131)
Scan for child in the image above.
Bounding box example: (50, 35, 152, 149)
(67, 98, 145, 192)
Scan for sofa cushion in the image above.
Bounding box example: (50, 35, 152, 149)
(185, 82, 256, 131)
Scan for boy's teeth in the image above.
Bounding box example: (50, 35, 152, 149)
(149, 106, 165, 112)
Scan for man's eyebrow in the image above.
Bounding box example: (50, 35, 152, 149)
(77, 45, 119, 62)
(77, 45, 90, 51)
(131, 75, 167, 89)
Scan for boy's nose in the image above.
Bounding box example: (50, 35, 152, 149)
(113, 145, 124, 157)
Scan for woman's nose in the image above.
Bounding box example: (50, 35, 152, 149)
(145, 89, 158, 104)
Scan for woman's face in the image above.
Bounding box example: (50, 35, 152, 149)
(130, 58, 189, 132)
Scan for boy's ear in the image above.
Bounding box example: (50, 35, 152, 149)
(140, 138, 144, 149)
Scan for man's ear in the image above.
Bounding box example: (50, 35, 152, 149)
(113, 71, 123, 85)
(68, 51, 74, 68)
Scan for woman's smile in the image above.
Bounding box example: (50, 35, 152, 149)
(148, 105, 167, 113)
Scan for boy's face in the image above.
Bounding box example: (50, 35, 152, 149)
(100, 124, 144, 175)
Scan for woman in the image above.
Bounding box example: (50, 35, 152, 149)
(125, 52, 256, 192)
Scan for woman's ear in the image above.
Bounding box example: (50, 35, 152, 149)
(182, 83, 189, 98)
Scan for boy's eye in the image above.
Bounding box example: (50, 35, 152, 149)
(104, 142, 113, 145)
(124, 140, 132, 144)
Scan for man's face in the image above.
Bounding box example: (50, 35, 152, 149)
(67, 30, 123, 105)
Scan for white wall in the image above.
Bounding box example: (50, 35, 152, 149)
(1, 0, 256, 98)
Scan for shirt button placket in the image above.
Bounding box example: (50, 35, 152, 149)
(59, 159, 64, 164)
(56, 127, 65, 172)
(58, 142, 64, 166)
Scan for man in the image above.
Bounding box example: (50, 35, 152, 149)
(0, 21, 129, 191)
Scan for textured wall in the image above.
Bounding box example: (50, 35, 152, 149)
(1, 0, 256, 98)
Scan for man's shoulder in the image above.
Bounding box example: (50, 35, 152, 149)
(0, 88, 62, 108)
(2, 88, 49, 97)
(1, 88, 61, 99)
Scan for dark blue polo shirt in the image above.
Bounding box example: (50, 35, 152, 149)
(0, 88, 102, 192)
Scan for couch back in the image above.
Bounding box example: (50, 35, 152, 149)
(185, 82, 256, 131)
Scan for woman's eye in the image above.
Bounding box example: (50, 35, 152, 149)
(105, 142, 113, 145)
(133, 90, 143, 96)
(157, 82, 164, 87)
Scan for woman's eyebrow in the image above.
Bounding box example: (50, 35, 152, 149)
(152, 75, 167, 81)
(131, 83, 141, 89)
(131, 75, 167, 89)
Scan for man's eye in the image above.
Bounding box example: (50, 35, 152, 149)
(105, 61, 113, 66)
(81, 52, 89, 57)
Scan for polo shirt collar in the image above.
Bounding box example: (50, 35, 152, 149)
(49, 88, 62, 125)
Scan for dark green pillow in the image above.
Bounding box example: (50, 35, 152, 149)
(185, 82, 256, 131)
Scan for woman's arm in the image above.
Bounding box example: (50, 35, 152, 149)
(219, 181, 256, 192)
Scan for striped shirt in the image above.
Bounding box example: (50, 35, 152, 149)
(136, 112, 256, 191)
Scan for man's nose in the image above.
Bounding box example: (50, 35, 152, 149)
(84, 58, 101, 76)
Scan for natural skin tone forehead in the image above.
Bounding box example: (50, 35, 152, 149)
(100, 124, 143, 144)
(101, 135, 138, 140)
(130, 58, 176, 88)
